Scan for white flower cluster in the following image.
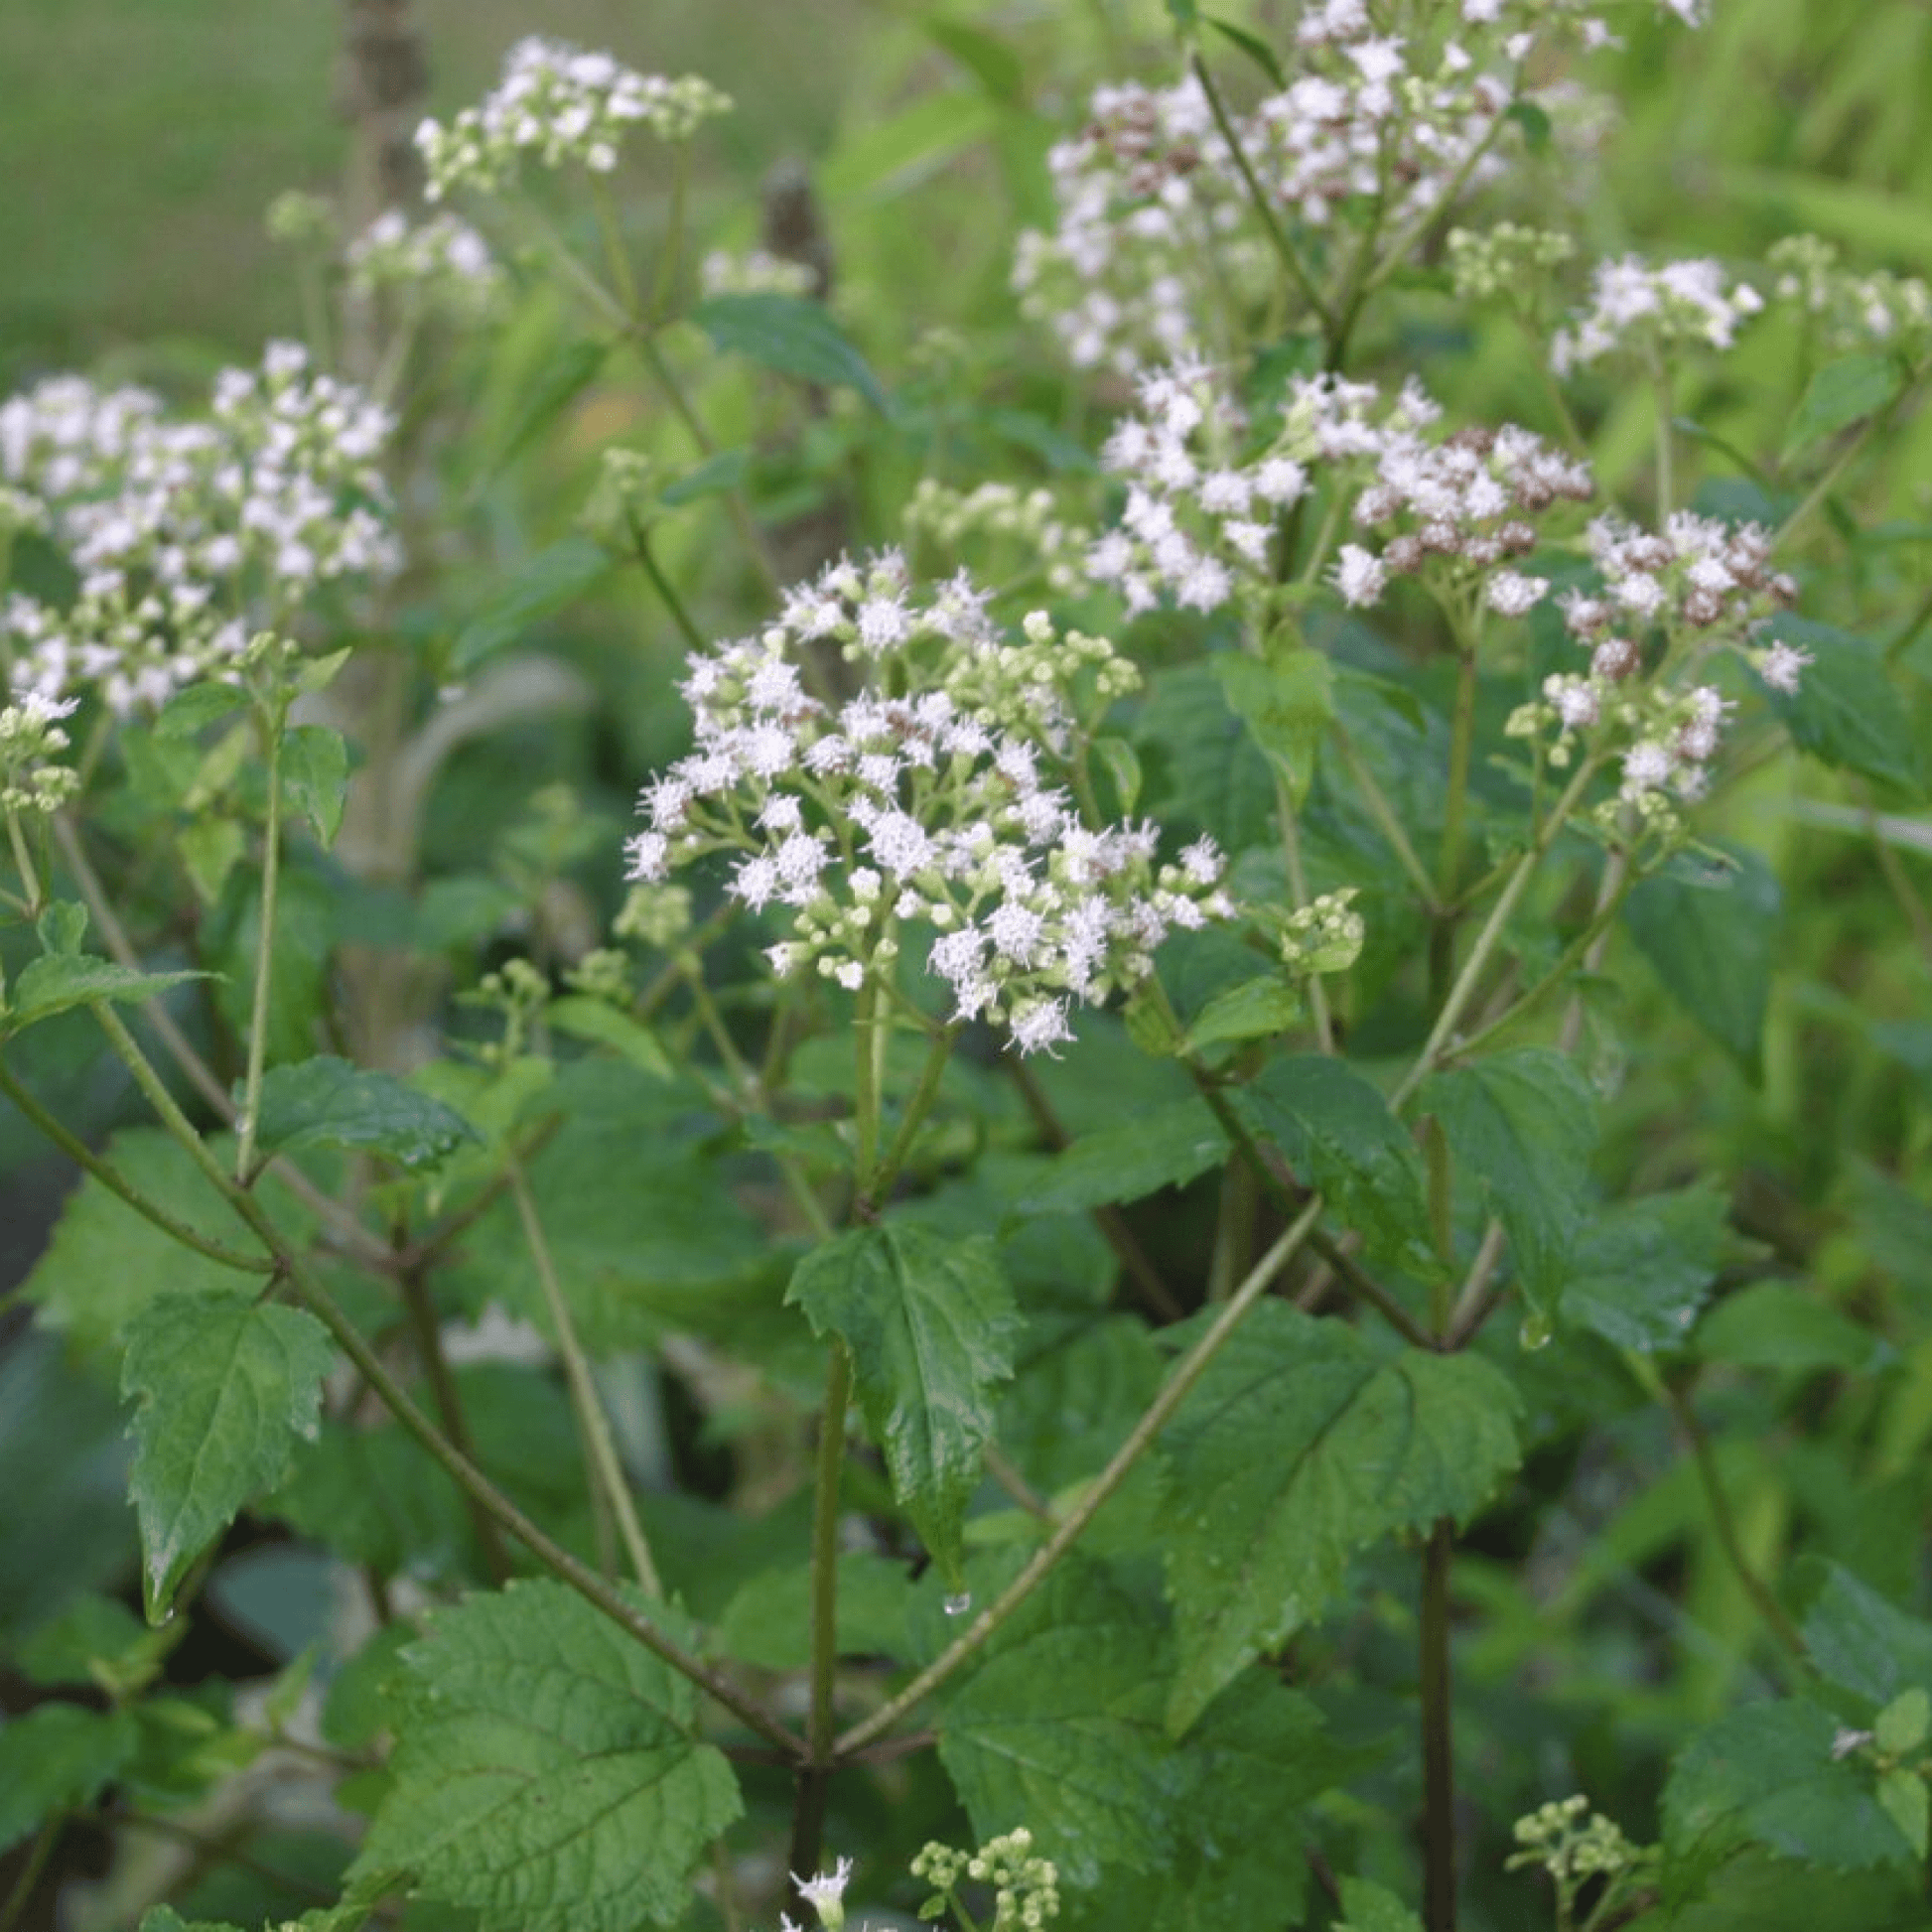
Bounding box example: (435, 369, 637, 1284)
(623, 550, 1234, 1055)
(416, 39, 730, 201)
(346, 208, 502, 315)
(698, 248, 817, 300)
(1512, 511, 1803, 807)
(1767, 234, 1932, 353)
(0, 345, 396, 717)
(904, 479, 1087, 598)
(1552, 256, 1763, 375)
(0, 688, 80, 816)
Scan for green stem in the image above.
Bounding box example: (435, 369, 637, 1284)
(1275, 772, 1332, 1051)
(867, 1024, 957, 1209)
(4, 807, 43, 911)
(235, 704, 284, 1180)
(0, 1816, 61, 1932)
(1188, 54, 1330, 329)
(592, 177, 641, 319)
(0, 1056, 270, 1273)
(834, 1197, 1326, 1755)
(1333, 725, 1439, 910)
(1438, 637, 1479, 902)
(852, 978, 886, 1204)
(510, 1166, 662, 1597)
(1652, 356, 1674, 519)
(652, 143, 691, 324)
(87, 1001, 801, 1754)
(1358, 100, 1513, 305)
(627, 514, 708, 652)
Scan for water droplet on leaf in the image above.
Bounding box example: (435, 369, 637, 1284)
(942, 1591, 972, 1617)
(1519, 1311, 1553, 1351)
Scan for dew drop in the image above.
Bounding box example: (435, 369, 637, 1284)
(942, 1591, 973, 1617)
(1518, 1312, 1554, 1352)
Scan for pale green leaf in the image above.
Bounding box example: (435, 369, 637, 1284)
(352, 1580, 741, 1932)
(786, 1223, 1021, 1582)
(1696, 1283, 1883, 1373)
(1337, 1876, 1425, 1932)
(1875, 1688, 1929, 1756)
(121, 1293, 335, 1619)
(5, 954, 208, 1033)
(1762, 618, 1924, 797)
(1783, 352, 1903, 463)
(546, 996, 673, 1078)
(1211, 643, 1334, 808)
(453, 537, 611, 675)
(281, 724, 349, 848)
(1159, 1304, 1519, 1733)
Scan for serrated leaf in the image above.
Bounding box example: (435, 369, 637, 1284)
(1783, 353, 1902, 463)
(1560, 1184, 1730, 1350)
(546, 996, 673, 1078)
(122, 1293, 334, 1620)
(786, 1224, 1021, 1582)
(0, 1703, 139, 1853)
(155, 682, 249, 739)
(1623, 845, 1780, 1078)
(281, 724, 349, 848)
(1877, 1769, 1929, 1859)
(137, 1910, 245, 1932)
(352, 1580, 741, 1932)
(1425, 1048, 1597, 1313)
(1762, 618, 1924, 796)
(1696, 1283, 1882, 1372)
(692, 294, 887, 411)
(1018, 1097, 1228, 1214)
(247, 1055, 481, 1170)
(453, 537, 611, 675)
(5, 954, 209, 1032)
(1874, 1688, 1929, 1756)
(1183, 975, 1301, 1050)
(937, 1561, 1175, 1886)
(1243, 1056, 1439, 1278)
(17, 1592, 151, 1689)
(1211, 644, 1333, 809)
(1337, 1876, 1425, 1932)
(1800, 1561, 1932, 1706)
(1158, 1304, 1520, 1732)
(1504, 99, 1552, 153)
(1663, 1698, 1916, 1871)
(1136, 663, 1276, 855)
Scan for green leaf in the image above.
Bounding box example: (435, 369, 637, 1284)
(1663, 1698, 1916, 1870)
(1204, 16, 1286, 88)
(1504, 99, 1553, 153)
(1183, 975, 1301, 1050)
(820, 89, 998, 202)
(1159, 1305, 1520, 1733)
(1696, 1283, 1883, 1373)
(352, 1580, 741, 1932)
(0, 1703, 139, 1853)
(178, 817, 246, 903)
(121, 1293, 335, 1620)
(786, 1224, 1021, 1582)
(546, 996, 673, 1079)
(691, 294, 887, 412)
(1874, 1687, 1929, 1756)
(937, 1560, 1175, 1886)
(453, 537, 611, 676)
(1762, 618, 1924, 797)
(1560, 1184, 1731, 1350)
(138, 1910, 245, 1932)
(1800, 1561, 1932, 1706)
(1136, 663, 1276, 855)
(1243, 1056, 1439, 1278)
(16, 1592, 151, 1689)
(36, 900, 89, 954)
(1623, 845, 1780, 1078)
(1337, 1877, 1425, 1932)
(4, 953, 208, 1034)
(1018, 1097, 1228, 1215)
(281, 724, 349, 848)
(246, 1055, 481, 1170)
(1211, 644, 1333, 809)
(711, 1551, 911, 1672)
(1425, 1048, 1597, 1314)
(155, 682, 249, 739)
(1877, 1769, 1929, 1860)
(658, 448, 751, 507)
(923, 17, 1024, 103)
(473, 337, 610, 489)
(1783, 352, 1903, 463)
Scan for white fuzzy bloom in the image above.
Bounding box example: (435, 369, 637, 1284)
(1332, 544, 1388, 609)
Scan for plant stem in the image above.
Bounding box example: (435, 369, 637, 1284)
(627, 513, 709, 652)
(4, 807, 43, 911)
(1438, 642, 1479, 902)
(87, 1001, 802, 1755)
(235, 704, 284, 1181)
(790, 1343, 854, 1896)
(0, 1054, 272, 1273)
(0, 1816, 61, 1932)
(1333, 725, 1440, 910)
(1188, 54, 1330, 329)
(867, 1024, 957, 1209)
(834, 1198, 1325, 1755)
(1276, 772, 1332, 1051)
(1420, 1518, 1458, 1932)
(1651, 355, 1674, 518)
(510, 1164, 662, 1598)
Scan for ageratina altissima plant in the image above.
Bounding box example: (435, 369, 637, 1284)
(623, 550, 1234, 1054)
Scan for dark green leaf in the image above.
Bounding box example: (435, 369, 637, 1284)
(1136, 663, 1277, 854)
(787, 1223, 1021, 1581)
(1663, 1698, 1915, 1871)
(980, 407, 1097, 474)
(1561, 1184, 1731, 1350)
(1504, 99, 1552, 152)
(1799, 1561, 1932, 1706)
(352, 1580, 741, 1932)
(1159, 1305, 1520, 1732)
(1783, 353, 1902, 463)
(37, 900, 88, 955)
(155, 683, 249, 739)
(711, 1551, 912, 1672)
(247, 1056, 481, 1170)
(1623, 845, 1780, 1078)
(0, 1704, 139, 1853)
(1211, 644, 1333, 808)
(1425, 1048, 1597, 1313)
(122, 1293, 335, 1619)
(1018, 1097, 1228, 1214)
(453, 537, 612, 675)
(1243, 1056, 1439, 1278)
(6, 955, 209, 1033)
(1762, 618, 1924, 796)
(1183, 975, 1301, 1050)
(1337, 1877, 1425, 1932)
(1696, 1283, 1884, 1372)
(281, 725, 349, 849)
(937, 1561, 1175, 1885)
(16, 1592, 150, 1689)
(692, 294, 887, 412)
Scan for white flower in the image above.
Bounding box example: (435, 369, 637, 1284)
(1332, 543, 1388, 609)
(1758, 640, 1810, 694)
